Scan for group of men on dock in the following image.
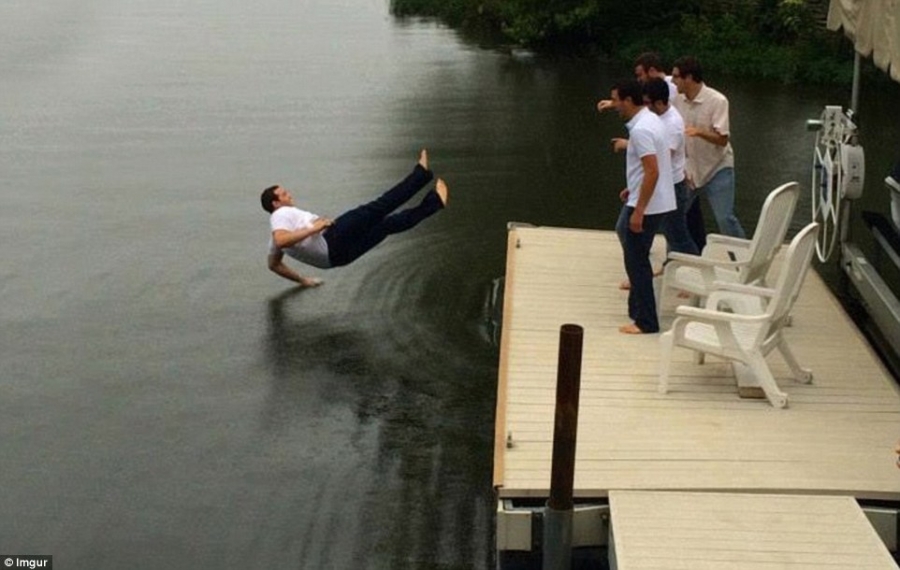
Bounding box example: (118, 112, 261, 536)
(256, 51, 743, 339)
(598, 53, 745, 334)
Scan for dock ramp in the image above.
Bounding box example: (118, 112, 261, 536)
(609, 491, 897, 569)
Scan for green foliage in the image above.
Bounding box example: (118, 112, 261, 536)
(776, 0, 814, 39)
(605, 0, 854, 84)
(488, 0, 602, 45)
(389, 0, 856, 84)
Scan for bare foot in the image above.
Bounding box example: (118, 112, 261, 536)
(418, 148, 428, 170)
(618, 323, 645, 334)
(299, 277, 323, 288)
(435, 178, 449, 206)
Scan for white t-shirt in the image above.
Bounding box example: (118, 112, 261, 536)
(268, 206, 331, 269)
(664, 76, 678, 102)
(658, 105, 686, 184)
(624, 107, 676, 215)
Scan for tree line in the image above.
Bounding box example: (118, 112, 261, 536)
(390, 0, 856, 83)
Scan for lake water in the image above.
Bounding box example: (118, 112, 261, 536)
(2, 0, 898, 568)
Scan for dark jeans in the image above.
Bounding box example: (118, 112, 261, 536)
(324, 164, 442, 267)
(662, 180, 700, 257)
(616, 206, 668, 333)
(686, 197, 707, 252)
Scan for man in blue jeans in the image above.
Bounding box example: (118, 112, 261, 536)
(609, 80, 676, 334)
(672, 56, 745, 239)
(261, 149, 448, 287)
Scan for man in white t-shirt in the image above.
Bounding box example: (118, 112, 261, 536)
(609, 79, 676, 334)
(261, 149, 448, 287)
(644, 77, 699, 257)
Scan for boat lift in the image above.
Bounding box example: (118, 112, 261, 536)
(820, 0, 900, 368)
(806, 94, 900, 371)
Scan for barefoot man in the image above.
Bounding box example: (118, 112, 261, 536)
(609, 80, 676, 334)
(261, 149, 448, 286)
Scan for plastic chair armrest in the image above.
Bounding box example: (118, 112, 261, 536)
(705, 234, 753, 248)
(675, 304, 767, 324)
(710, 281, 777, 298)
(667, 251, 744, 269)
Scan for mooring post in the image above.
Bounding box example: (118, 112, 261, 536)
(543, 324, 584, 570)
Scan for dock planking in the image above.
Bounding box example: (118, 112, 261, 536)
(609, 490, 899, 569)
(494, 226, 900, 501)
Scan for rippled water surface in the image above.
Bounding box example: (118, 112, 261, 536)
(2, 0, 899, 568)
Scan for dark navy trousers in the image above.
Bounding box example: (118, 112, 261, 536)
(662, 181, 701, 257)
(616, 206, 668, 333)
(324, 164, 442, 267)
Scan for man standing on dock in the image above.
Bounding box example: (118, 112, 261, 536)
(671, 56, 746, 239)
(609, 79, 676, 334)
(643, 77, 700, 258)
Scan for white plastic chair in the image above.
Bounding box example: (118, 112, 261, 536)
(657, 182, 801, 312)
(658, 223, 819, 409)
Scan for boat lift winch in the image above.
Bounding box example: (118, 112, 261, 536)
(807, 104, 900, 365)
(808, 105, 865, 262)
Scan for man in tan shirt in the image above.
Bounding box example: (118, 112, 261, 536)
(671, 56, 746, 239)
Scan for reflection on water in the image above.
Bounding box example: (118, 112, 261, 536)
(260, 245, 497, 568)
(484, 277, 506, 347)
(2, 0, 899, 568)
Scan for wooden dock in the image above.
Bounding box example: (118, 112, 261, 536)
(609, 491, 898, 569)
(494, 226, 900, 501)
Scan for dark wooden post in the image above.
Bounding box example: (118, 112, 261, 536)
(543, 324, 583, 570)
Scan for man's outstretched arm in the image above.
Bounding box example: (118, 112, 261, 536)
(266, 250, 322, 287)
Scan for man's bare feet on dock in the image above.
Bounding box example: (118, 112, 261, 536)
(618, 323, 645, 334)
(436, 178, 449, 206)
(419, 148, 428, 170)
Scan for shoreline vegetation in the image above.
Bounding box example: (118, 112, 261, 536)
(390, 0, 869, 84)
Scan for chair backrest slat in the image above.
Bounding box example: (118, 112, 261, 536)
(766, 223, 820, 325)
(743, 182, 801, 284)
